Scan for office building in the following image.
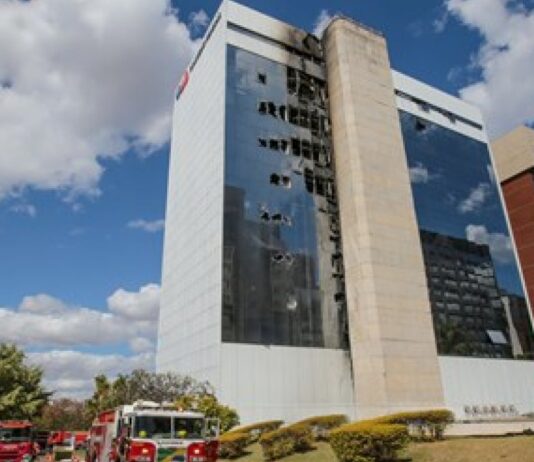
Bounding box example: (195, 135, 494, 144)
(157, 1, 534, 423)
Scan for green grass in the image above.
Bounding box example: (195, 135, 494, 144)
(218, 436, 534, 462)
(403, 435, 534, 462)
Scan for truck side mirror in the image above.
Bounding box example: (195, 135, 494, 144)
(204, 419, 220, 440)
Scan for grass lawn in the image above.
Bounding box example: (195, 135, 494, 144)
(403, 435, 534, 462)
(219, 436, 534, 462)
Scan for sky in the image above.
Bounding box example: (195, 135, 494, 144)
(0, 0, 533, 399)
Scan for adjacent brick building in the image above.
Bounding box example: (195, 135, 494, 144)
(492, 126, 534, 312)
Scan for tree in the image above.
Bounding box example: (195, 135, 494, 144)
(175, 394, 239, 433)
(0, 343, 51, 419)
(86, 369, 214, 417)
(34, 398, 93, 431)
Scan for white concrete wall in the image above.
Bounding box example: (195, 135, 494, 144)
(220, 343, 355, 424)
(156, 6, 227, 390)
(440, 356, 534, 419)
(392, 70, 486, 143)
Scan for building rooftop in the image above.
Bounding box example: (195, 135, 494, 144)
(492, 125, 534, 182)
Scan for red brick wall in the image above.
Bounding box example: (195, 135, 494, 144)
(502, 169, 534, 311)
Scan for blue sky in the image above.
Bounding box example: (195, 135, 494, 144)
(0, 0, 533, 397)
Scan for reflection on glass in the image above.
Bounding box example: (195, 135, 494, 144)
(400, 111, 534, 359)
(222, 45, 348, 349)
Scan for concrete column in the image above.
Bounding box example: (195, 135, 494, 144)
(323, 18, 445, 418)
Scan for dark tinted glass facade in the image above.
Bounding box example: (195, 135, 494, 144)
(222, 45, 348, 349)
(400, 111, 534, 359)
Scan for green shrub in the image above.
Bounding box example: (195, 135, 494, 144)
(229, 420, 284, 444)
(218, 432, 249, 459)
(259, 424, 314, 460)
(375, 409, 454, 441)
(329, 420, 408, 462)
(295, 414, 348, 440)
(175, 394, 239, 433)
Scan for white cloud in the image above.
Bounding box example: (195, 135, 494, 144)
(0, 283, 159, 348)
(129, 337, 155, 354)
(19, 293, 68, 315)
(27, 350, 154, 398)
(1, 284, 159, 397)
(108, 283, 160, 321)
(445, 0, 534, 137)
(466, 224, 515, 264)
(189, 9, 210, 32)
(0, 0, 198, 201)
(433, 9, 450, 33)
(127, 218, 165, 233)
(409, 162, 439, 184)
(487, 163, 496, 184)
(457, 182, 491, 213)
(313, 9, 333, 38)
(9, 203, 36, 217)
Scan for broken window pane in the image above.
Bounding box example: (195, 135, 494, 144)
(291, 138, 301, 156)
(304, 168, 314, 193)
(288, 106, 299, 125)
(282, 175, 291, 188)
(315, 176, 326, 196)
(258, 138, 267, 147)
(302, 140, 311, 159)
(312, 143, 321, 162)
(258, 101, 267, 114)
(269, 139, 280, 150)
(311, 112, 320, 136)
(270, 173, 281, 185)
(268, 102, 277, 117)
(257, 72, 267, 84)
(299, 108, 309, 128)
(299, 79, 315, 101)
(270, 173, 291, 189)
(334, 292, 346, 303)
(280, 139, 289, 153)
(279, 105, 287, 121)
(287, 68, 297, 94)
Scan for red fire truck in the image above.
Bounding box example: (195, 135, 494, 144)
(0, 421, 37, 462)
(88, 401, 219, 462)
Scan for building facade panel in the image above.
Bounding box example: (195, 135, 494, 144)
(440, 356, 534, 418)
(156, 9, 227, 389)
(323, 18, 445, 419)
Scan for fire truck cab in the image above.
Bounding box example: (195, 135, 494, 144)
(0, 421, 36, 462)
(89, 401, 218, 462)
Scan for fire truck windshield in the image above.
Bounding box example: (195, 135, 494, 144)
(173, 418, 203, 440)
(0, 428, 31, 442)
(134, 417, 172, 439)
(133, 416, 204, 440)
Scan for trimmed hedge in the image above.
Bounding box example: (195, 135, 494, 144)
(329, 420, 408, 462)
(259, 424, 314, 461)
(218, 432, 249, 459)
(294, 415, 348, 440)
(229, 420, 284, 444)
(375, 409, 454, 441)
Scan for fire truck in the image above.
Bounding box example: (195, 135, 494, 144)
(88, 401, 219, 462)
(0, 421, 37, 462)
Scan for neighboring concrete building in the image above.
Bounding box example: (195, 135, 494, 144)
(157, 0, 534, 423)
(492, 126, 534, 311)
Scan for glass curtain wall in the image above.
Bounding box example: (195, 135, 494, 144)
(400, 111, 534, 359)
(222, 45, 348, 349)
